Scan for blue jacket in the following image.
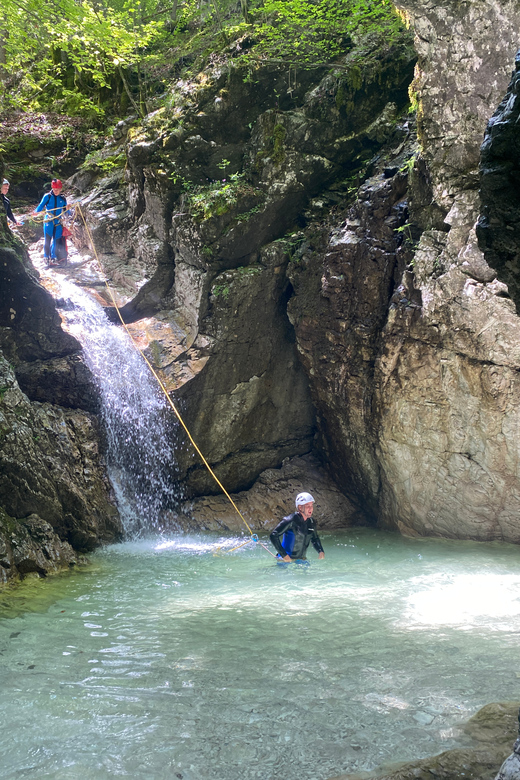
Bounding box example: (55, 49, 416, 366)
(35, 192, 68, 236)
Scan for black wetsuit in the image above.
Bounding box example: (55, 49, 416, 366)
(1, 193, 17, 224)
(270, 511, 324, 560)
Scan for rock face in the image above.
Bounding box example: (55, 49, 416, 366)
(495, 737, 520, 780)
(394, 0, 520, 227)
(0, 512, 80, 585)
(0, 354, 120, 565)
(71, 32, 416, 498)
(176, 242, 316, 495)
(366, 0, 520, 539)
(183, 454, 363, 532)
(0, 242, 98, 412)
(287, 157, 414, 522)
(287, 2, 520, 540)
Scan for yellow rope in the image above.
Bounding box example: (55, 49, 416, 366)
(31, 202, 77, 225)
(225, 538, 255, 553)
(74, 203, 272, 554)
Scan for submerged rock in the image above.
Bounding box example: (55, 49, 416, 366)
(328, 702, 520, 780)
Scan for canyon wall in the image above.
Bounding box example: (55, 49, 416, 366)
(288, 0, 520, 541)
(72, 1, 520, 541)
(72, 31, 416, 512)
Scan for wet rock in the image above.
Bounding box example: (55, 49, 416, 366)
(0, 242, 100, 411)
(14, 353, 99, 413)
(0, 355, 121, 556)
(182, 453, 362, 532)
(0, 510, 80, 584)
(8, 513, 78, 579)
(0, 244, 78, 364)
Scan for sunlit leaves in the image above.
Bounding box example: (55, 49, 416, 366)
(0, 0, 162, 111)
(0, 0, 408, 115)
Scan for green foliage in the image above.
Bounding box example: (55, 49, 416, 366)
(188, 172, 261, 222)
(212, 283, 231, 299)
(211, 265, 262, 298)
(0, 0, 163, 116)
(0, 0, 410, 121)
(400, 153, 417, 175)
(252, 0, 404, 65)
(81, 149, 126, 173)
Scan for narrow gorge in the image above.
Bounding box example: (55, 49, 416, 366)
(1, 0, 520, 777)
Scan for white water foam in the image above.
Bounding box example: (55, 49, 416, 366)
(53, 276, 180, 535)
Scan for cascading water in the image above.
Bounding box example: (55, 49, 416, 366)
(55, 277, 180, 535)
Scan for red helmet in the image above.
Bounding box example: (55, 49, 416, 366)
(51, 179, 63, 189)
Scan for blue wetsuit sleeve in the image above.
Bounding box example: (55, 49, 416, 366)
(35, 194, 50, 213)
(270, 517, 293, 556)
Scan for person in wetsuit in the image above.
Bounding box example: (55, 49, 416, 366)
(34, 179, 69, 266)
(1, 179, 18, 225)
(270, 492, 325, 562)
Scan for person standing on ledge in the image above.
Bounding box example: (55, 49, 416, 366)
(270, 492, 325, 562)
(34, 179, 68, 266)
(1, 179, 18, 225)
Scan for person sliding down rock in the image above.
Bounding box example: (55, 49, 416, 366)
(270, 492, 325, 562)
(33, 178, 70, 267)
(1, 179, 18, 225)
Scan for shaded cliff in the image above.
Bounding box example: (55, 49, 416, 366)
(284, 0, 520, 541)
(478, 51, 520, 310)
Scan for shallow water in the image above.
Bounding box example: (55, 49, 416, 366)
(1, 529, 519, 780)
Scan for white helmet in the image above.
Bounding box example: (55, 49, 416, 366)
(295, 492, 314, 508)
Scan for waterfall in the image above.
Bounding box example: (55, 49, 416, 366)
(55, 278, 180, 536)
